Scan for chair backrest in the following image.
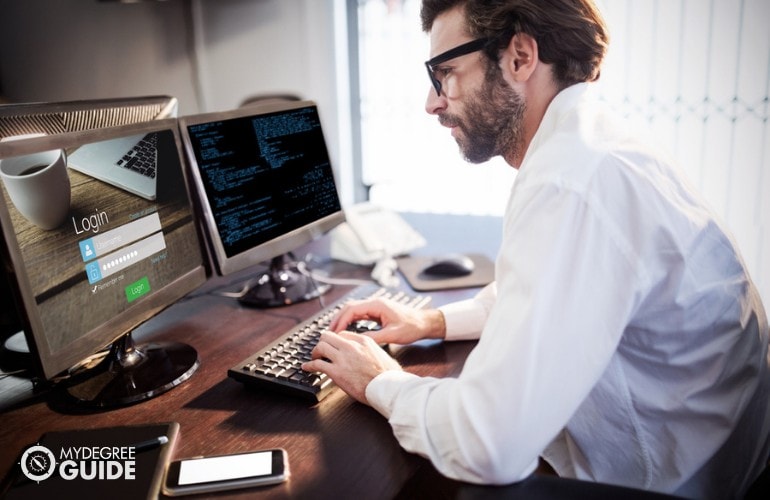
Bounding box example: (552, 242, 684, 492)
(745, 458, 770, 499)
(239, 93, 302, 108)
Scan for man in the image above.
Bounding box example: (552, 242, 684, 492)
(302, 0, 770, 497)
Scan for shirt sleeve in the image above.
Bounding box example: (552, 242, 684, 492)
(366, 178, 642, 485)
(439, 282, 497, 341)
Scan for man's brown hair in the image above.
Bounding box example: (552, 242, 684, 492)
(421, 0, 609, 88)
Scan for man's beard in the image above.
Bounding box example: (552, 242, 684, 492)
(439, 63, 525, 164)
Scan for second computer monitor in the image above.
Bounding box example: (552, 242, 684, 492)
(179, 101, 345, 307)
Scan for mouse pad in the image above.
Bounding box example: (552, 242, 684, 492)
(397, 253, 494, 292)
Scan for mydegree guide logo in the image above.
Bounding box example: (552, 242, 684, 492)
(20, 443, 140, 483)
(20, 445, 57, 482)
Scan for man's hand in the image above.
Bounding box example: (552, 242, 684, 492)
(302, 299, 446, 404)
(330, 298, 446, 346)
(301, 330, 402, 404)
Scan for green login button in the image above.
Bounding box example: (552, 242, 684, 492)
(126, 276, 151, 303)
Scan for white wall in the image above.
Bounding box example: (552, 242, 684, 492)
(0, 0, 349, 199)
(0, 1, 198, 110)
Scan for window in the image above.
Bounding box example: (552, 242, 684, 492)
(356, 0, 515, 216)
(352, 0, 770, 304)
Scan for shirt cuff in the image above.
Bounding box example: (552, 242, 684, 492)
(439, 299, 487, 341)
(366, 370, 421, 419)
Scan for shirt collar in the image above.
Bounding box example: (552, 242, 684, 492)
(520, 82, 593, 170)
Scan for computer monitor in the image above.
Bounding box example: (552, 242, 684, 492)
(0, 95, 178, 139)
(179, 101, 345, 307)
(0, 119, 207, 409)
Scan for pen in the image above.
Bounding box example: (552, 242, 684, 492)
(132, 435, 169, 453)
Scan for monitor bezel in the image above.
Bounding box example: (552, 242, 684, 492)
(0, 95, 178, 139)
(178, 100, 346, 277)
(0, 119, 208, 381)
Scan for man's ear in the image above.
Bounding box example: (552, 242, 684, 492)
(500, 33, 539, 82)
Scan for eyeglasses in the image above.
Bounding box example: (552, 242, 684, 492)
(425, 38, 490, 97)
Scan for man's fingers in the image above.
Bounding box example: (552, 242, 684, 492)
(301, 358, 328, 373)
(329, 300, 369, 331)
(308, 330, 363, 361)
(330, 300, 388, 332)
(329, 308, 355, 331)
(310, 332, 340, 360)
(336, 330, 368, 343)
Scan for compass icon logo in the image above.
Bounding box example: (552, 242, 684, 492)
(20, 445, 57, 482)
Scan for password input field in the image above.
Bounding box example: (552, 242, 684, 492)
(84, 231, 167, 285)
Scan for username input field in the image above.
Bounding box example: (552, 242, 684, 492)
(78, 212, 162, 263)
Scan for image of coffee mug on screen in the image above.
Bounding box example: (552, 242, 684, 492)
(0, 137, 71, 230)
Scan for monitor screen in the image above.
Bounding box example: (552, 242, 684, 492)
(0, 119, 207, 408)
(179, 101, 345, 307)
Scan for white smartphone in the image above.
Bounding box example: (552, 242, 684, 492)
(162, 448, 289, 496)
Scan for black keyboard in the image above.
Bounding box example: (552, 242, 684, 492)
(228, 284, 431, 402)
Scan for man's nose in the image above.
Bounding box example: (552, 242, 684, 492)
(425, 87, 446, 116)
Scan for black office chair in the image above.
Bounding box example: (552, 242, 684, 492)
(745, 458, 770, 499)
(397, 462, 685, 499)
(400, 453, 770, 499)
(239, 93, 302, 108)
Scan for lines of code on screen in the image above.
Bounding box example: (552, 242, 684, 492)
(188, 106, 341, 258)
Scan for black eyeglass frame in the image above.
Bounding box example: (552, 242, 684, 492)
(424, 38, 490, 96)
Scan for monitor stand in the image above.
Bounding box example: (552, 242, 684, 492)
(238, 253, 330, 308)
(2, 330, 32, 371)
(59, 331, 199, 409)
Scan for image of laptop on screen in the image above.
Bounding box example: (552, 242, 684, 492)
(67, 132, 159, 200)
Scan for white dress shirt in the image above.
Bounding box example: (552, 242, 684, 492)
(366, 83, 770, 499)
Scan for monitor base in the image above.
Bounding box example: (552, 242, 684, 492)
(1, 331, 32, 372)
(238, 253, 330, 308)
(57, 332, 198, 409)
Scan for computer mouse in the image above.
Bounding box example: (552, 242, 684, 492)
(346, 319, 388, 347)
(421, 254, 475, 277)
(347, 319, 382, 334)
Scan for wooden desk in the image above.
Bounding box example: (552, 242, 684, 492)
(2, 283, 479, 499)
(0, 213, 496, 499)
